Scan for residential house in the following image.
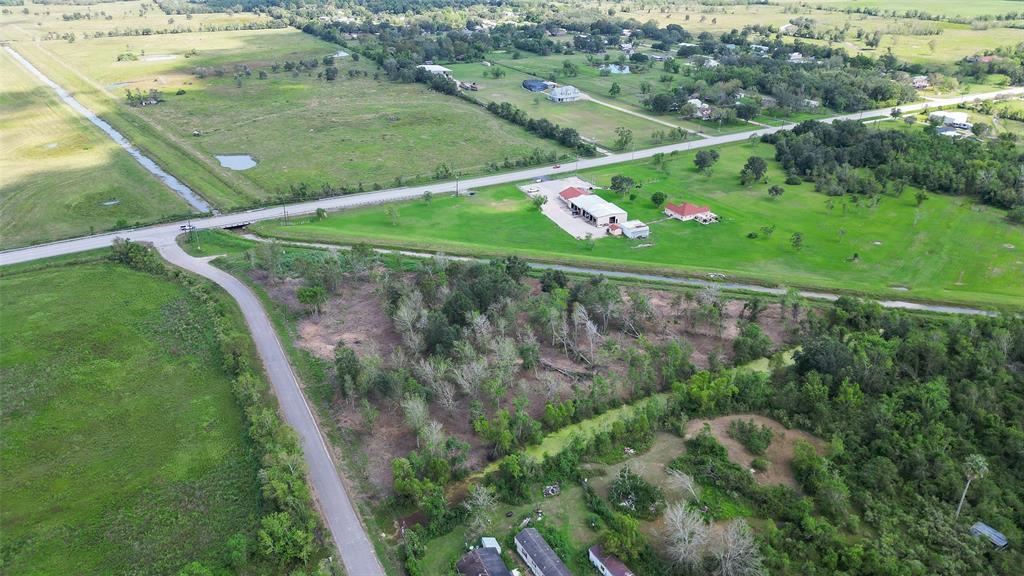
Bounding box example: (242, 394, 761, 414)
(456, 547, 512, 576)
(911, 75, 930, 89)
(665, 202, 719, 224)
(687, 98, 712, 120)
(515, 528, 572, 576)
(802, 98, 821, 108)
(750, 44, 769, 54)
(702, 57, 720, 68)
(568, 195, 627, 227)
(589, 545, 634, 576)
(929, 111, 973, 130)
(548, 85, 583, 103)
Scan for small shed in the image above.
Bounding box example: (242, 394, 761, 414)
(481, 536, 502, 554)
(621, 220, 650, 239)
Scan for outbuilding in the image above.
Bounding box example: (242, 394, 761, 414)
(515, 528, 572, 576)
(620, 220, 650, 239)
(456, 547, 512, 576)
(569, 194, 627, 227)
(970, 522, 1008, 549)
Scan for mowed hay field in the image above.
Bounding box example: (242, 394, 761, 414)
(255, 139, 1024, 308)
(0, 259, 260, 575)
(5, 21, 565, 207)
(0, 50, 189, 249)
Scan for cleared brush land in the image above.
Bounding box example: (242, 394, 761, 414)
(0, 258, 260, 574)
(0, 50, 189, 249)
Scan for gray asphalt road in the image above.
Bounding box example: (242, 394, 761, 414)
(157, 240, 385, 576)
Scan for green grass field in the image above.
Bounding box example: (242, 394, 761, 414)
(254, 139, 1024, 308)
(1, 25, 565, 208)
(0, 50, 190, 249)
(0, 259, 262, 575)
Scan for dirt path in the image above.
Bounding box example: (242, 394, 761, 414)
(585, 94, 709, 137)
(684, 414, 824, 489)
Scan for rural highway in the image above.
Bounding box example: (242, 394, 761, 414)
(0, 56, 1020, 574)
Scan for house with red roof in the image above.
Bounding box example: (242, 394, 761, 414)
(558, 187, 588, 204)
(665, 202, 718, 225)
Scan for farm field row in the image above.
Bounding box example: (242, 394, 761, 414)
(253, 139, 1024, 308)
(0, 257, 262, 575)
(0, 49, 190, 249)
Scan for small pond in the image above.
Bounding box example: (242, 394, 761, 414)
(215, 154, 257, 170)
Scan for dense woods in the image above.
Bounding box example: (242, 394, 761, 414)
(764, 119, 1024, 210)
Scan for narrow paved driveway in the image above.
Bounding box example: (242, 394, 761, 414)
(156, 241, 385, 576)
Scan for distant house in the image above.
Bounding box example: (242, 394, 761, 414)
(788, 51, 815, 64)
(515, 528, 572, 576)
(665, 202, 718, 224)
(649, 54, 667, 62)
(750, 44, 769, 54)
(456, 547, 512, 576)
(549, 85, 583, 103)
(970, 522, 1009, 550)
(929, 111, 973, 130)
(802, 98, 821, 108)
(686, 98, 712, 120)
(416, 64, 453, 79)
(911, 75, 930, 89)
(702, 57, 720, 68)
(589, 545, 635, 576)
(568, 195, 627, 227)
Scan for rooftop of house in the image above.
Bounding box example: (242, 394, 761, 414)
(666, 202, 710, 217)
(516, 528, 572, 576)
(457, 547, 512, 576)
(589, 545, 634, 576)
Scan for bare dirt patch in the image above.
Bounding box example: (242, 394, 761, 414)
(684, 414, 824, 489)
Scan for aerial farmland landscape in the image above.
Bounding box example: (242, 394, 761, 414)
(1, 1, 1023, 575)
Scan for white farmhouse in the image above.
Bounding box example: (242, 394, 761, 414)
(548, 85, 583, 103)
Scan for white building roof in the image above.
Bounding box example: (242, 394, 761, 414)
(549, 85, 581, 97)
(572, 195, 626, 218)
(481, 537, 502, 553)
(416, 64, 451, 74)
(623, 220, 648, 229)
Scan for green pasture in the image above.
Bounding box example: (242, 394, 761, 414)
(0, 49, 190, 249)
(447, 61, 686, 150)
(0, 260, 261, 575)
(254, 139, 1024, 308)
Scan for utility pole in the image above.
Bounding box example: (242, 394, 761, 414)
(456, 174, 460, 197)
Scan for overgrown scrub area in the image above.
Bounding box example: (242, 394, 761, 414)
(0, 242, 331, 575)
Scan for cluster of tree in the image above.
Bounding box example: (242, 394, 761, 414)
(483, 101, 596, 155)
(610, 466, 665, 520)
(726, 418, 774, 456)
(123, 88, 165, 107)
(764, 119, 1024, 210)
